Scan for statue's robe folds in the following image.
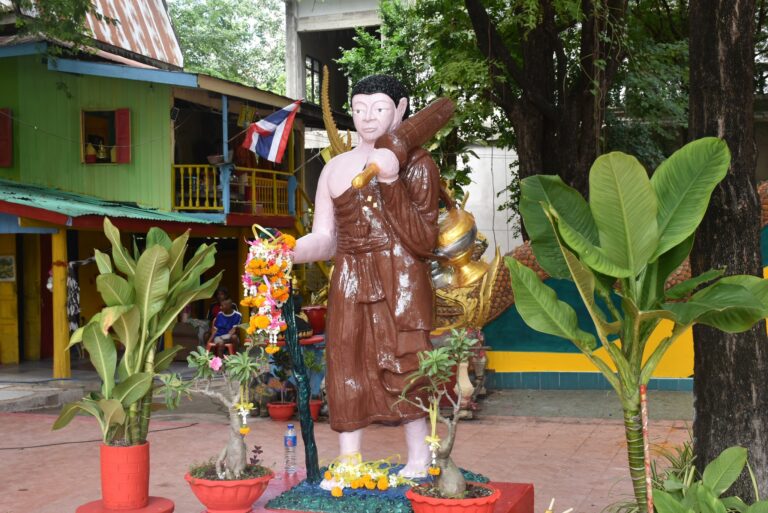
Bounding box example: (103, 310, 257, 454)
(326, 148, 440, 432)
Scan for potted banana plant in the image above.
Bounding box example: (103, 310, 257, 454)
(53, 218, 222, 512)
(506, 137, 768, 512)
(400, 329, 501, 513)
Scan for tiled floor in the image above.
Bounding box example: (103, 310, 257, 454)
(0, 410, 690, 513)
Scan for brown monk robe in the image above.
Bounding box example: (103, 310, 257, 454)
(325, 148, 440, 432)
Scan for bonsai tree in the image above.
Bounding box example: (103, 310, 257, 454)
(54, 218, 222, 444)
(506, 137, 768, 512)
(399, 328, 478, 498)
(183, 345, 270, 479)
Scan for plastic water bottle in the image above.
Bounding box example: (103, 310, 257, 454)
(284, 424, 297, 474)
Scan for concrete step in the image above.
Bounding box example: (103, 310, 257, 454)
(0, 383, 88, 412)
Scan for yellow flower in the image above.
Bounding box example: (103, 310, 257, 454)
(331, 486, 343, 498)
(377, 477, 388, 491)
(254, 315, 270, 329)
(364, 479, 376, 490)
(350, 479, 362, 489)
(324, 471, 332, 481)
(428, 466, 441, 476)
(239, 426, 250, 435)
(265, 345, 280, 355)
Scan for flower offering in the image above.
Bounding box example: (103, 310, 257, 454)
(241, 225, 296, 354)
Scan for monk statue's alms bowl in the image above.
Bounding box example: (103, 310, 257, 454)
(434, 208, 489, 287)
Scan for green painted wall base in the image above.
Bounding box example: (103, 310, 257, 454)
(487, 372, 693, 391)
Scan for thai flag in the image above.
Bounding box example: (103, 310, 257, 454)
(242, 100, 302, 164)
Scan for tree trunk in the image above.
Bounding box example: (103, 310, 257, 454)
(689, 0, 768, 500)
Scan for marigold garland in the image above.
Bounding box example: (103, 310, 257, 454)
(322, 454, 413, 498)
(241, 226, 296, 354)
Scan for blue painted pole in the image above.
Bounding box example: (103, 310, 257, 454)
(287, 175, 297, 216)
(221, 94, 230, 215)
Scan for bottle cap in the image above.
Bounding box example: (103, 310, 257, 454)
(287, 424, 294, 429)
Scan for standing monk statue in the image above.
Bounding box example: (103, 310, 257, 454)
(293, 75, 448, 479)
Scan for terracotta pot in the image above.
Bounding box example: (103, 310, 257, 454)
(185, 471, 274, 513)
(302, 306, 327, 334)
(267, 402, 296, 421)
(406, 482, 501, 513)
(100, 442, 150, 509)
(309, 399, 323, 421)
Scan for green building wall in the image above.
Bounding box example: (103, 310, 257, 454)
(0, 56, 172, 211)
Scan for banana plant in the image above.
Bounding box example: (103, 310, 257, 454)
(53, 218, 222, 445)
(506, 137, 768, 512)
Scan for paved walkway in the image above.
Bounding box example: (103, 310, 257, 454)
(0, 395, 691, 513)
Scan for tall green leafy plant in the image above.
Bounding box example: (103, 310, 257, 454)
(506, 137, 768, 512)
(53, 218, 222, 445)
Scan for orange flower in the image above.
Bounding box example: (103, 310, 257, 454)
(282, 235, 296, 249)
(428, 466, 441, 476)
(253, 316, 270, 329)
(258, 284, 268, 294)
(324, 471, 332, 481)
(377, 477, 388, 491)
(239, 426, 250, 435)
(265, 345, 280, 355)
(331, 486, 343, 498)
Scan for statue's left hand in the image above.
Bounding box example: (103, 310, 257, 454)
(367, 148, 400, 183)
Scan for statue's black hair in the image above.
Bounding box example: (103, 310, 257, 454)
(350, 75, 410, 119)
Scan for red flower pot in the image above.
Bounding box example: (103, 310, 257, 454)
(302, 306, 327, 334)
(267, 402, 296, 421)
(185, 471, 274, 513)
(76, 442, 174, 513)
(406, 482, 501, 513)
(101, 443, 150, 509)
(309, 399, 323, 421)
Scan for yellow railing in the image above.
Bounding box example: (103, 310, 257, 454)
(172, 165, 223, 210)
(231, 167, 291, 215)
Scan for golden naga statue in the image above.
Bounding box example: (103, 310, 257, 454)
(321, 71, 513, 333)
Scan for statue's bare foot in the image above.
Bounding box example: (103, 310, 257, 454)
(319, 476, 344, 491)
(398, 459, 430, 478)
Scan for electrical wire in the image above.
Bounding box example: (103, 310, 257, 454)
(0, 422, 199, 451)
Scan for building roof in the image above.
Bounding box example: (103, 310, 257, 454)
(0, 178, 216, 226)
(84, 0, 183, 69)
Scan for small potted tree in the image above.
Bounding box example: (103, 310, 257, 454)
(181, 345, 275, 513)
(53, 218, 222, 512)
(400, 329, 501, 513)
(266, 348, 296, 421)
(303, 349, 325, 421)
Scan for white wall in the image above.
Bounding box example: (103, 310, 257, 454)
(462, 145, 522, 260)
(296, 0, 381, 18)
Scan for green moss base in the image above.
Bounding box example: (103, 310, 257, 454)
(266, 466, 489, 513)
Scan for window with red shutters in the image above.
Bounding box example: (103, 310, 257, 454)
(81, 108, 130, 164)
(0, 108, 12, 168)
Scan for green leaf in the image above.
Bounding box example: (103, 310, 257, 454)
(94, 249, 112, 274)
(150, 271, 223, 341)
(154, 346, 183, 372)
(146, 227, 173, 250)
(111, 306, 140, 360)
(100, 305, 134, 335)
(82, 323, 117, 398)
(651, 138, 730, 258)
(168, 230, 190, 283)
(169, 243, 216, 297)
(702, 446, 747, 497)
(721, 497, 748, 513)
(665, 269, 725, 299)
(554, 209, 633, 278)
(134, 245, 171, 338)
(519, 175, 598, 278)
(53, 401, 85, 430)
(98, 398, 126, 429)
(664, 283, 767, 332)
(96, 273, 135, 307)
(505, 257, 596, 351)
(654, 489, 692, 513)
(103, 218, 136, 279)
(68, 326, 85, 349)
(717, 275, 768, 309)
(112, 372, 152, 407)
(589, 152, 659, 275)
(696, 484, 728, 513)
(746, 500, 768, 513)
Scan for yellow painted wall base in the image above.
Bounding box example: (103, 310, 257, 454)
(487, 319, 695, 378)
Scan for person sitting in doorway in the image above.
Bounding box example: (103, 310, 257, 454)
(207, 286, 230, 322)
(206, 298, 242, 356)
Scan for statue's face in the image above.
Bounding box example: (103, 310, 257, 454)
(351, 93, 407, 143)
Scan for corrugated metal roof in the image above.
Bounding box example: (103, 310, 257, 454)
(85, 0, 183, 69)
(0, 179, 215, 224)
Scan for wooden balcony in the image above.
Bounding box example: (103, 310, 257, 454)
(172, 165, 293, 216)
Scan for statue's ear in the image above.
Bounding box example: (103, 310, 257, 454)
(395, 97, 408, 122)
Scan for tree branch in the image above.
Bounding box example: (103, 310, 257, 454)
(464, 0, 558, 120)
